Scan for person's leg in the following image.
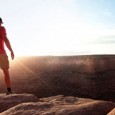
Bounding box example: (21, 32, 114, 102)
(3, 69, 12, 94)
(0, 53, 12, 94)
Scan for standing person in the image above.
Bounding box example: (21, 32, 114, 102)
(0, 17, 14, 95)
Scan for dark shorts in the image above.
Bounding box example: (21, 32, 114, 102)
(0, 53, 9, 70)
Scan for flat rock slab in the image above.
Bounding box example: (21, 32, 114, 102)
(0, 95, 115, 115)
(0, 93, 38, 112)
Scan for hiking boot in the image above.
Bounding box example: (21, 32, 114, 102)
(6, 91, 12, 95)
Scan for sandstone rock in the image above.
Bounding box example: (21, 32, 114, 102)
(0, 95, 115, 115)
(0, 93, 38, 112)
(107, 108, 115, 115)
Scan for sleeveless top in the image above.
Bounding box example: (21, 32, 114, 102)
(0, 26, 6, 53)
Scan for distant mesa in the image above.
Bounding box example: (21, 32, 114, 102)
(7, 55, 115, 101)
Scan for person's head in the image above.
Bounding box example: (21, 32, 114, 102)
(0, 17, 3, 24)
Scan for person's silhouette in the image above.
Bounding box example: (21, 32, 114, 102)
(0, 17, 14, 95)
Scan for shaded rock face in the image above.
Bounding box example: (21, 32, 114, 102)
(0, 94, 115, 115)
(107, 108, 115, 115)
(6, 55, 115, 101)
(0, 93, 38, 113)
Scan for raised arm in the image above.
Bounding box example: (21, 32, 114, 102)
(0, 29, 14, 59)
(4, 36, 14, 60)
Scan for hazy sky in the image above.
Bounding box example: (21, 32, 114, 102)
(0, 0, 115, 56)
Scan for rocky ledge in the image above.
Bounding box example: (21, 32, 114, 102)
(0, 94, 114, 115)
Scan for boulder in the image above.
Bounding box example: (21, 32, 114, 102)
(0, 93, 38, 112)
(0, 95, 115, 115)
(107, 108, 115, 115)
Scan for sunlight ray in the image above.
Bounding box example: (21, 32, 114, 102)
(15, 60, 56, 94)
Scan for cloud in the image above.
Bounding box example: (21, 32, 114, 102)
(83, 12, 97, 19)
(103, 10, 114, 18)
(98, 35, 115, 44)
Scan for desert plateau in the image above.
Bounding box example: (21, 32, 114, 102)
(0, 55, 114, 115)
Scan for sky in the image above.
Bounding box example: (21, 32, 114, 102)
(0, 0, 115, 56)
